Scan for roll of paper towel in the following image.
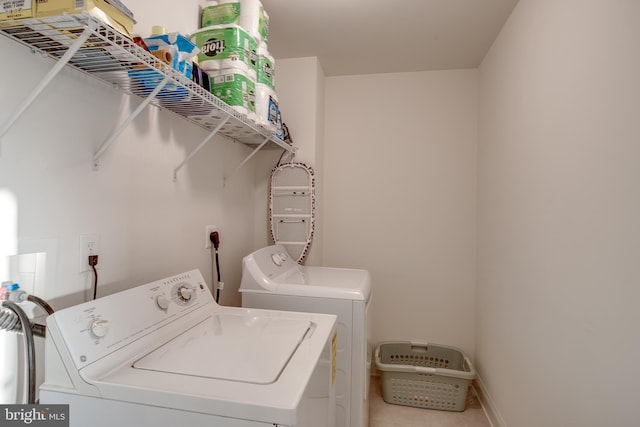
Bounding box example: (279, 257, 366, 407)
(209, 67, 256, 117)
(258, 8, 269, 44)
(150, 49, 173, 65)
(191, 24, 257, 73)
(256, 42, 275, 90)
(240, 0, 268, 41)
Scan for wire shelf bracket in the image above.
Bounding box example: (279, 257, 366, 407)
(0, 20, 97, 155)
(223, 135, 271, 186)
(173, 115, 231, 181)
(93, 75, 170, 170)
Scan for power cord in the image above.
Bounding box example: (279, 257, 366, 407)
(89, 255, 99, 300)
(209, 232, 223, 303)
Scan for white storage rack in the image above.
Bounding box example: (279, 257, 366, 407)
(0, 13, 295, 180)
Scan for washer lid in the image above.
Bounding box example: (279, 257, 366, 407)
(133, 313, 311, 385)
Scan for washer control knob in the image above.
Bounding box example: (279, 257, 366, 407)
(271, 253, 282, 266)
(155, 294, 170, 311)
(89, 319, 110, 339)
(179, 286, 192, 301)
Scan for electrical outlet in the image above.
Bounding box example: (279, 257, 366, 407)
(80, 234, 100, 272)
(205, 225, 217, 249)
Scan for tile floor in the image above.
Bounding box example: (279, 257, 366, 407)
(368, 376, 491, 427)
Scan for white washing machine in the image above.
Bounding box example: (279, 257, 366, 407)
(40, 269, 337, 427)
(240, 245, 372, 427)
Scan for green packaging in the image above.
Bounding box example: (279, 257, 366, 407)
(191, 25, 257, 70)
(201, 2, 240, 27)
(258, 7, 269, 43)
(210, 71, 256, 113)
(257, 53, 274, 89)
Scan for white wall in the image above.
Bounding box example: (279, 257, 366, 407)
(477, 1, 640, 426)
(273, 57, 326, 265)
(323, 70, 478, 357)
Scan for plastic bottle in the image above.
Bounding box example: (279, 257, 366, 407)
(2, 282, 27, 303)
(151, 25, 166, 36)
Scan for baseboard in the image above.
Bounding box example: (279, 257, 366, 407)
(472, 375, 507, 427)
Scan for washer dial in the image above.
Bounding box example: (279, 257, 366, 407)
(89, 319, 110, 339)
(155, 294, 170, 311)
(171, 282, 196, 306)
(271, 253, 283, 266)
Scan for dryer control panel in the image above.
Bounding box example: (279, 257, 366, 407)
(247, 244, 298, 280)
(46, 269, 213, 370)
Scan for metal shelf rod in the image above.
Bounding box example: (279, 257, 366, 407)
(223, 136, 271, 185)
(0, 22, 96, 153)
(93, 76, 171, 169)
(173, 115, 231, 181)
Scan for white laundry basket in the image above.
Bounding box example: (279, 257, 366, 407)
(375, 341, 476, 412)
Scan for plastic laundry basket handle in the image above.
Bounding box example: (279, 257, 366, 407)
(414, 366, 438, 375)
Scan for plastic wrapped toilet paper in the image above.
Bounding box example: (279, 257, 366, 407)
(239, 0, 268, 44)
(198, 0, 269, 42)
(144, 32, 200, 77)
(255, 83, 278, 131)
(191, 24, 257, 73)
(258, 7, 269, 44)
(256, 42, 275, 90)
(150, 49, 173, 65)
(209, 67, 256, 117)
(200, 1, 239, 27)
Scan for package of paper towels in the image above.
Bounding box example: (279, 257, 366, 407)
(144, 32, 199, 78)
(255, 84, 280, 132)
(209, 67, 256, 117)
(255, 43, 276, 131)
(199, 0, 269, 42)
(191, 24, 257, 73)
(200, 1, 240, 27)
(240, 0, 269, 44)
(256, 42, 275, 89)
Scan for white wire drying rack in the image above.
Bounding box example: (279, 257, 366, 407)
(0, 13, 295, 179)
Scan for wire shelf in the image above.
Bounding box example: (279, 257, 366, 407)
(0, 13, 292, 150)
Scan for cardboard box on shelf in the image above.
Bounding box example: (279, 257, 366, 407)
(0, 0, 34, 21)
(36, 0, 135, 37)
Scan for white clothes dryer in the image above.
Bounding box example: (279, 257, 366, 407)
(240, 245, 372, 427)
(40, 269, 337, 427)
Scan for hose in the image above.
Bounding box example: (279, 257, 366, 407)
(0, 305, 21, 332)
(27, 294, 55, 315)
(0, 301, 36, 404)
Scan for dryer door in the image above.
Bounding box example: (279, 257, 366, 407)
(269, 162, 315, 263)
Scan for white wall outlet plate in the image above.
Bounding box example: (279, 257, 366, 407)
(80, 234, 100, 272)
(205, 225, 217, 249)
